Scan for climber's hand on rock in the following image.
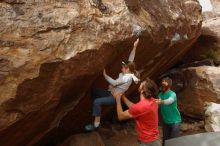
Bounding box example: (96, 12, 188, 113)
(103, 69, 106, 75)
(133, 38, 139, 48)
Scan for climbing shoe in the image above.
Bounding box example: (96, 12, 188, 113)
(85, 124, 101, 132)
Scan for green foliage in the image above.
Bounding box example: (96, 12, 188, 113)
(201, 48, 219, 60)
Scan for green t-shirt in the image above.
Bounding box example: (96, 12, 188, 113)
(159, 90, 181, 124)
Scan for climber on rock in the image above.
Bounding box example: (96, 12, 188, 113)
(156, 77, 182, 146)
(113, 78, 160, 146)
(85, 38, 140, 132)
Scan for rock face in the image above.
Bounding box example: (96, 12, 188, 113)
(184, 0, 220, 64)
(204, 102, 220, 132)
(61, 122, 139, 146)
(165, 66, 220, 119)
(180, 121, 204, 132)
(201, 0, 220, 19)
(61, 132, 105, 146)
(0, 0, 202, 145)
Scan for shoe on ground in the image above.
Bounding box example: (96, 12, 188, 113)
(85, 124, 101, 132)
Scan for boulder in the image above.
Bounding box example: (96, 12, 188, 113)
(0, 0, 202, 145)
(164, 66, 220, 119)
(61, 132, 105, 146)
(180, 59, 215, 68)
(184, 0, 220, 64)
(204, 102, 220, 132)
(180, 121, 204, 132)
(61, 122, 140, 146)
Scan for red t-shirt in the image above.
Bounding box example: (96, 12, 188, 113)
(128, 97, 159, 142)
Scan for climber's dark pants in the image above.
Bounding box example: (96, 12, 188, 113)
(91, 88, 115, 116)
(162, 122, 180, 146)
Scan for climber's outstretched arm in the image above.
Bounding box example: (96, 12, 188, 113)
(128, 38, 139, 62)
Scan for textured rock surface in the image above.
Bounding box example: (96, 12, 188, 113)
(61, 132, 105, 146)
(195, 17, 220, 62)
(165, 66, 220, 119)
(180, 121, 204, 132)
(61, 122, 140, 146)
(61, 120, 205, 146)
(0, 0, 202, 145)
(184, 0, 220, 63)
(203, 0, 220, 18)
(204, 102, 220, 132)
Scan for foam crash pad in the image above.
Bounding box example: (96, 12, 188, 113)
(165, 132, 220, 146)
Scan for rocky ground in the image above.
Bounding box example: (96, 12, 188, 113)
(61, 118, 206, 146)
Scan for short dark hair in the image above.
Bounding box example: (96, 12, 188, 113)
(142, 78, 159, 99)
(162, 77, 172, 87)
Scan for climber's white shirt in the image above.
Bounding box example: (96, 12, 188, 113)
(104, 72, 139, 94)
(103, 46, 139, 94)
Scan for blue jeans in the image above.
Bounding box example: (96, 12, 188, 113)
(162, 122, 180, 146)
(91, 88, 115, 116)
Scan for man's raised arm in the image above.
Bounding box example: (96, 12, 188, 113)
(114, 94, 132, 121)
(122, 94, 134, 108)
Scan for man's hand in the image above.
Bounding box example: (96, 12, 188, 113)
(156, 99, 164, 105)
(112, 92, 122, 101)
(114, 92, 132, 121)
(133, 38, 139, 48)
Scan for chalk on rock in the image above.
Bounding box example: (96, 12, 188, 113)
(184, 34, 189, 40)
(132, 24, 142, 37)
(171, 33, 181, 44)
(204, 102, 220, 132)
